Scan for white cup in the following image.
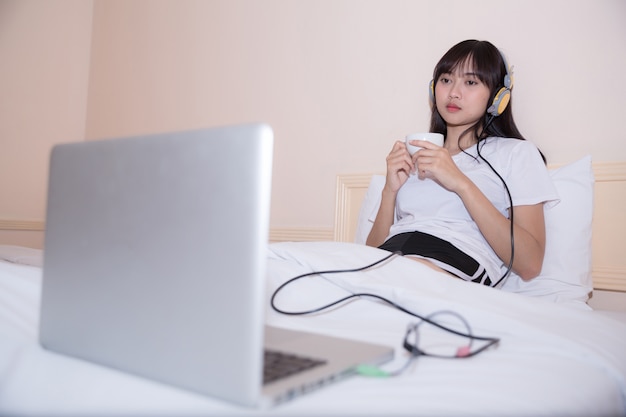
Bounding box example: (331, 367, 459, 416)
(405, 132, 444, 155)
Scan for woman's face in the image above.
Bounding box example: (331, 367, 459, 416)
(434, 61, 492, 132)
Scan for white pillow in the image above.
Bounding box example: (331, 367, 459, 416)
(354, 156, 594, 306)
(502, 155, 594, 306)
(354, 174, 385, 246)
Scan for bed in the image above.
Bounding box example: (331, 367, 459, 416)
(1, 156, 625, 416)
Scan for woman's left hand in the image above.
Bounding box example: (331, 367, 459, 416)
(410, 140, 470, 193)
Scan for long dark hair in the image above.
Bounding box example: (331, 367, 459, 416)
(429, 40, 525, 145)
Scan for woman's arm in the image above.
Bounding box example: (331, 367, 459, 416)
(365, 187, 397, 247)
(366, 141, 413, 247)
(456, 181, 545, 280)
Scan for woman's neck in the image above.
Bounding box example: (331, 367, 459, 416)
(444, 126, 479, 155)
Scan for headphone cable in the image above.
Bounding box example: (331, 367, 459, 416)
(270, 251, 500, 345)
(477, 115, 515, 287)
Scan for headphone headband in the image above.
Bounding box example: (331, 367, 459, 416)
(487, 51, 513, 117)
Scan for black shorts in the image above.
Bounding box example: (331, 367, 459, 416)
(379, 231, 492, 286)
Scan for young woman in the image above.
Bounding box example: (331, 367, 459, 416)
(366, 40, 557, 287)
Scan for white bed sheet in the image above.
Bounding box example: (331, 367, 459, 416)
(1, 242, 625, 416)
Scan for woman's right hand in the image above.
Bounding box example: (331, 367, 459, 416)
(384, 140, 413, 193)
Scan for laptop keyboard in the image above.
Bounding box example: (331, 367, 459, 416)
(263, 349, 327, 384)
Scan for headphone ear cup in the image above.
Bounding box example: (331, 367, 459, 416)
(488, 50, 514, 117)
(488, 87, 511, 117)
(429, 79, 435, 105)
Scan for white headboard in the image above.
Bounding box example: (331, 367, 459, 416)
(334, 161, 626, 293)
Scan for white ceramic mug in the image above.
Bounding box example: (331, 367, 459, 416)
(405, 132, 444, 155)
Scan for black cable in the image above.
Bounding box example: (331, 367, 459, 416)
(270, 251, 398, 315)
(476, 115, 515, 287)
(270, 252, 500, 345)
(270, 252, 501, 379)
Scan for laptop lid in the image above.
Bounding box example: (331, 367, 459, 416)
(40, 123, 272, 405)
(39, 122, 394, 407)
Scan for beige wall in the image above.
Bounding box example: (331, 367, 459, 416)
(0, 0, 93, 247)
(85, 0, 626, 231)
(2, 0, 626, 247)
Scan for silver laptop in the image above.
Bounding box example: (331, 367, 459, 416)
(39, 123, 393, 407)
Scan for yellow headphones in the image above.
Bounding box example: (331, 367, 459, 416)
(429, 51, 513, 117)
(487, 52, 513, 117)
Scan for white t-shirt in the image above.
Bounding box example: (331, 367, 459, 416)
(387, 137, 559, 282)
